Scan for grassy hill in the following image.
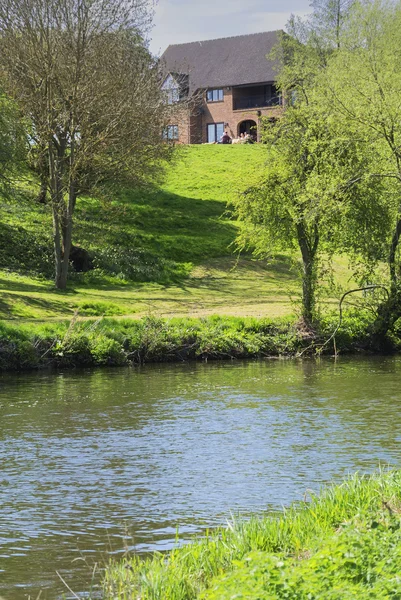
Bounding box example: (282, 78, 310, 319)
(0, 145, 350, 321)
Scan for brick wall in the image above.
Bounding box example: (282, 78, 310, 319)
(200, 87, 282, 142)
(165, 86, 282, 144)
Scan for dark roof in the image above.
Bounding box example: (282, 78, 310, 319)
(160, 31, 282, 93)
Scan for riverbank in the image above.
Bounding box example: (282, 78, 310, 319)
(103, 470, 401, 599)
(0, 310, 381, 371)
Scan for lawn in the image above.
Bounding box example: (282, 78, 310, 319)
(0, 145, 354, 321)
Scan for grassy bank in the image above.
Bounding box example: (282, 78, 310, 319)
(0, 145, 355, 321)
(102, 470, 401, 599)
(0, 310, 379, 371)
(0, 146, 270, 319)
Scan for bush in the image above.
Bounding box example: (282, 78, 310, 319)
(88, 334, 127, 366)
(0, 221, 53, 277)
(78, 301, 125, 316)
(0, 311, 382, 372)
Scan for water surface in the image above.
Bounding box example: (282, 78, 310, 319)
(1, 357, 401, 598)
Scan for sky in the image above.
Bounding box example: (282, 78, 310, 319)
(149, 0, 313, 55)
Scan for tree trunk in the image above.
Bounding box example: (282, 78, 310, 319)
(370, 211, 401, 345)
(302, 258, 316, 324)
(57, 181, 77, 290)
(369, 289, 401, 350)
(49, 144, 64, 288)
(37, 176, 48, 204)
(335, 1, 341, 49)
(297, 220, 319, 325)
(388, 214, 401, 289)
(48, 135, 70, 290)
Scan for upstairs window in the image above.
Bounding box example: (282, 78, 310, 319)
(167, 88, 180, 104)
(207, 89, 224, 102)
(162, 75, 181, 104)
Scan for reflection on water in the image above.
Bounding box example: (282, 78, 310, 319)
(0, 357, 401, 598)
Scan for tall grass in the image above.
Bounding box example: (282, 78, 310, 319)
(102, 470, 401, 599)
(0, 310, 377, 371)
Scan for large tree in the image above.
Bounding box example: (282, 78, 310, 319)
(231, 102, 384, 324)
(320, 0, 401, 339)
(0, 0, 171, 289)
(234, 0, 390, 324)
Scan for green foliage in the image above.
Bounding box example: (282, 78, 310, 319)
(204, 513, 401, 599)
(0, 145, 265, 283)
(90, 246, 192, 283)
(231, 101, 382, 321)
(0, 309, 386, 372)
(103, 471, 401, 600)
(0, 93, 26, 188)
(0, 219, 53, 277)
(77, 302, 125, 317)
(88, 334, 127, 366)
(320, 1, 401, 272)
(321, 309, 373, 351)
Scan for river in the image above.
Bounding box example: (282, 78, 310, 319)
(1, 357, 401, 598)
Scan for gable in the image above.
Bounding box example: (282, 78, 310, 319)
(162, 74, 178, 90)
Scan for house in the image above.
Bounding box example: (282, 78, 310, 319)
(160, 31, 283, 144)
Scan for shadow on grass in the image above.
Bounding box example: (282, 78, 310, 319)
(0, 277, 81, 296)
(0, 291, 75, 319)
(174, 256, 298, 294)
(0, 277, 53, 294)
(76, 187, 237, 264)
(0, 222, 53, 278)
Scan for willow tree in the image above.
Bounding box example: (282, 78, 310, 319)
(321, 0, 401, 339)
(234, 0, 384, 324)
(0, 0, 171, 289)
(232, 100, 385, 324)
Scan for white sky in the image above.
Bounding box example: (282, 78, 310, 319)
(149, 0, 313, 55)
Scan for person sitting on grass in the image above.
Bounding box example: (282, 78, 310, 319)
(219, 131, 232, 144)
(244, 132, 254, 144)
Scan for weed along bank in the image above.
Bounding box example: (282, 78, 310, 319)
(161, 31, 283, 144)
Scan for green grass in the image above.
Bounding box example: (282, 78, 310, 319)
(0, 256, 301, 320)
(0, 145, 357, 321)
(102, 470, 401, 599)
(0, 314, 307, 370)
(0, 310, 378, 371)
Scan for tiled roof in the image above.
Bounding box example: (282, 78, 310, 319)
(160, 31, 281, 93)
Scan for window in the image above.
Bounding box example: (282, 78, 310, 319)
(207, 122, 225, 143)
(163, 125, 179, 141)
(207, 89, 224, 102)
(167, 88, 180, 104)
(162, 75, 181, 104)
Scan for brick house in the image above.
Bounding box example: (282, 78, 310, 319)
(160, 31, 283, 144)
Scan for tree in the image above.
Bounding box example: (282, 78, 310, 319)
(235, 0, 384, 324)
(321, 0, 401, 339)
(0, 0, 171, 289)
(277, 0, 356, 102)
(231, 102, 384, 324)
(310, 0, 356, 48)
